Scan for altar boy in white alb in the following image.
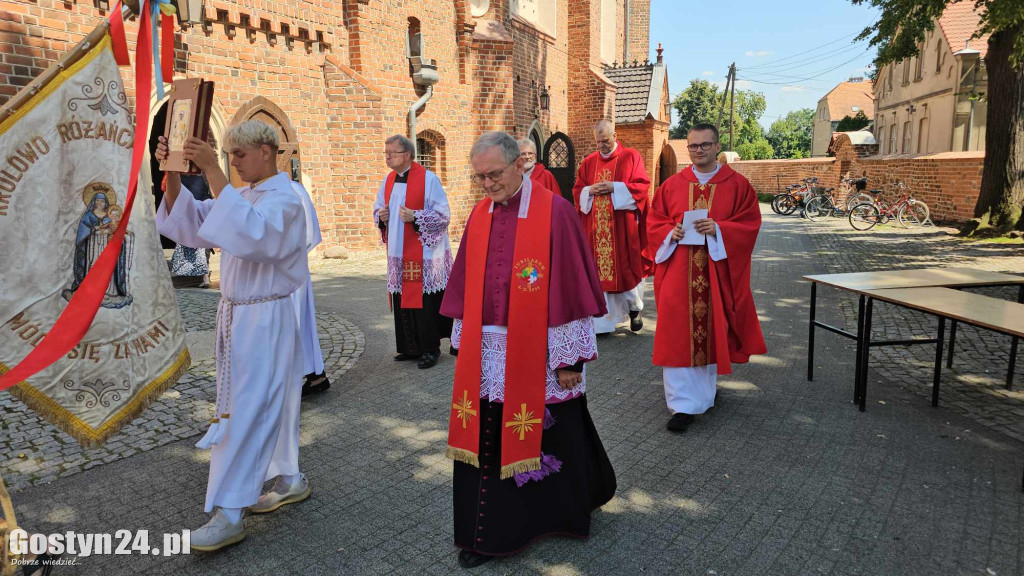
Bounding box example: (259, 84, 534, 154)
(155, 121, 311, 552)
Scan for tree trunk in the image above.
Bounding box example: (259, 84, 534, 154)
(964, 27, 1024, 235)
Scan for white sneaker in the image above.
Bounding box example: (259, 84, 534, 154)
(248, 474, 311, 514)
(190, 508, 245, 552)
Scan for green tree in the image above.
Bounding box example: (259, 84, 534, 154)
(736, 138, 775, 160)
(670, 79, 768, 152)
(669, 79, 719, 139)
(767, 108, 814, 159)
(852, 0, 1024, 234)
(835, 110, 871, 132)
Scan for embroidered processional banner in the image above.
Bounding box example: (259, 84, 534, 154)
(0, 34, 190, 447)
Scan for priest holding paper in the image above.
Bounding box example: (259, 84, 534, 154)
(647, 124, 766, 433)
(572, 120, 652, 334)
(155, 120, 311, 552)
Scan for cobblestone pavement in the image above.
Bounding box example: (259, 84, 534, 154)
(5, 211, 1024, 575)
(795, 212, 1024, 442)
(0, 289, 364, 493)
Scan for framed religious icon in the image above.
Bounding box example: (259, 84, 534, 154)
(160, 77, 215, 174)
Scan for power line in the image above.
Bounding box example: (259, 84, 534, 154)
(738, 48, 873, 84)
(738, 40, 870, 76)
(741, 27, 868, 70)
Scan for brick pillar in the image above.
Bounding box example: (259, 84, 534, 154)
(626, 0, 650, 63)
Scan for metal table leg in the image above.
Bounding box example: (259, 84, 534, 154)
(1008, 285, 1023, 389)
(933, 316, 946, 407)
(854, 295, 865, 403)
(808, 282, 817, 382)
(946, 320, 957, 369)
(858, 298, 874, 412)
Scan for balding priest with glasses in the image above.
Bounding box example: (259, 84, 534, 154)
(373, 134, 454, 369)
(647, 123, 766, 433)
(572, 119, 652, 335)
(441, 132, 617, 568)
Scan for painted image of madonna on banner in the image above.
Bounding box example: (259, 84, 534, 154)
(62, 182, 135, 309)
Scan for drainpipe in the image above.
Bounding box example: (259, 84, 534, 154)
(408, 85, 433, 156)
(408, 56, 439, 156)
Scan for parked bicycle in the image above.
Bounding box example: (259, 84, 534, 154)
(848, 182, 930, 230)
(804, 176, 873, 221)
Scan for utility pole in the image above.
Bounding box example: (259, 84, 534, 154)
(716, 63, 736, 150)
(728, 62, 736, 152)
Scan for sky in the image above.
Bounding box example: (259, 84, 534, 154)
(649, 0, 883, 130)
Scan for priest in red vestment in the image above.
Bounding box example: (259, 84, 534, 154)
(442, 132, 616, 569)
(572, 120, 652, 334)
(647, 124, 766, 433)
(518, 138, 560, 193)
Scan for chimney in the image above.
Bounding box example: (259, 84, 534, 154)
(656, 43, 663, 63)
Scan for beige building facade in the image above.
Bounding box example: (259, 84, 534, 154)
(872, 2, 989, 155)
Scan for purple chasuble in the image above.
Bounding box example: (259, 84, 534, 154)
(441, 189, 607, 327)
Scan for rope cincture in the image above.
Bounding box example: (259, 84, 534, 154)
(195, 293, 290, 449)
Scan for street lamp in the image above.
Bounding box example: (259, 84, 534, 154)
(173, 0, 204, 27)
(539, 86, 550, 111)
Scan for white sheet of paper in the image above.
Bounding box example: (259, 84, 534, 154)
(678, 209, 708, 246)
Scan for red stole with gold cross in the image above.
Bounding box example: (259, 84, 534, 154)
(446, 184, 553, 479)
(385, 162, 426, 308)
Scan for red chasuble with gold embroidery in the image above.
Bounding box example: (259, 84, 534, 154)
(647, 164, 766, 375)
(572, 143, 652, 293)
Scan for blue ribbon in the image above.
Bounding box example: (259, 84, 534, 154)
(151, 0, 175, 100)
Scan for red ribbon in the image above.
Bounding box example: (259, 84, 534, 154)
(161, 13, 174, 82)
(108, 1, 130, 66)
(0, 0, 153, 391)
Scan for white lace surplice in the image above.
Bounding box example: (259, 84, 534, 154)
(451, 317, 598, 403)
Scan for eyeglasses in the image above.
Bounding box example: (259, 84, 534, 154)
(471, 163, 512, 184)
(687, 142, 718, 152)
(520, 152, 536, 159)
(384, 150, 410, 158)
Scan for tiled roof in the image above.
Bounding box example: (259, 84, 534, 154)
(937, 2, 990, 58)
(819, 80, 875, 120)
(605, 61, 665, 124)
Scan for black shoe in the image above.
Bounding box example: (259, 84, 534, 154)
(629, 310, 643, 332)
(394, 353, 419, 362)
(666, 413, 694, 432)
(458, 550, 493, 569)
(301, 373, 331, 397)
(417, 351, 440, 369)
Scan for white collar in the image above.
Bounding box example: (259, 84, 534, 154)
(599, 142, 618, 160)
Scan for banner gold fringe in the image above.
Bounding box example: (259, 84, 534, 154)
(499, 457, 541, 480)
(0, 473, 17, 576)
(445, 445, 479, 468)
(2, 348, 192, 448)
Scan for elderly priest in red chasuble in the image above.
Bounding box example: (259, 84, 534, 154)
(572, 119, 652, 334)
(518, 138, 560, 193)
(647, 124, 766, 433)
(441, 132, 616, 569)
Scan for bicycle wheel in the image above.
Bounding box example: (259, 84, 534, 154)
(845, 193, 873, 211)
(805, 197, 831, 221)
(898, 200, 930, 227)
(777, 194, 799, 215)
(771, 195, 783, 214)
(848, 203, 880, 230)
